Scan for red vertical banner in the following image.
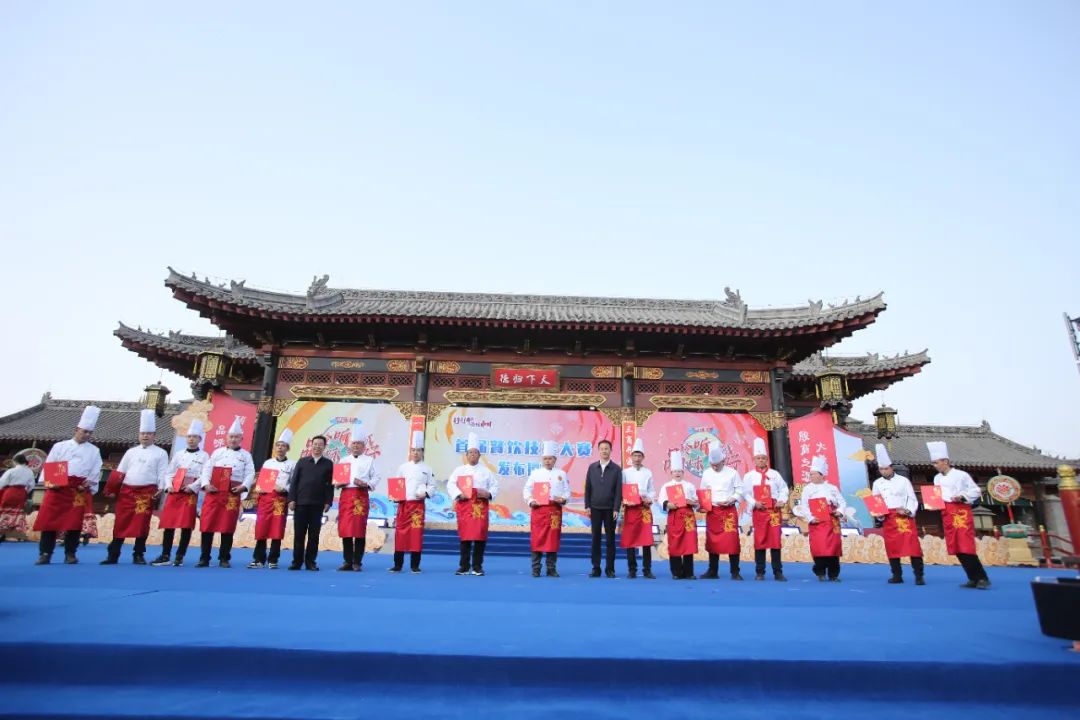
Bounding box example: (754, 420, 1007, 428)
(621, 421, 637, 465)
(787, 410, 839, 487)
(409, 414, 426, 460)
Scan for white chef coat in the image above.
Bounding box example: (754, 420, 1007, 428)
(742, 468, 790, 506)
(0, 465, 35, 490)
(166, 448, 210, 493)
(342, 453, 379, 489)
(447, 463, 499, 501)
(872, 473, 918, 515)
(523, 467, 571, 504)
(795, 482, 847, 521)
(393, 460, 435, 500)
(261, 457, 296, 493)
(41, 439, 103, 493)
(700, 465, 745, 506)
(621, 466, 655, 505)
(116, 444, 170, 489)
(198, 446, 256, 496)
(934, 467, 981, 504)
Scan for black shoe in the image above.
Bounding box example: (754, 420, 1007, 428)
(628, 570, 638, 579)
(388, 566, 403, 573)
(268, 562, 278, 569)
(150, 555, 171, 566)
(471, 568, 485, 576)
(960, 580, 978, 589)
(219, 560, 231, 569)
(755, 573, 765, 581)
(337, 563, 353, 572)
(132, 555, 146, 565)
(287, 563, 302, 571)
(828, 577, 841, 583)
(915, 576, 926, 586)
(643, 571, 656, 579)
(455, 567, 470, 576)
(731, 573, 743, 581)
(605, 569, 616, 578)
(64, 555, 78, 565)
(352, 564, 362, 572)
(247, 561, 265, 569)
(532, 569, 541, 577)
(589, 568, 601, 578)
(305, 563, 319, 572)
(195, 559, 210, 568)
(686, 575, 698, 580)
(700, 571, 719, 579)
(410, 568, 421, 574)
(100, 558, 118, 565)
(547, 569, 559, 578)
(173, 556, 184, 567)
(816, 574, 826, 582)
(974, 579, 991, 590)
(888, 575, 903, 584)
(35, 554, 51, 565)
(773, 573, 787, 582)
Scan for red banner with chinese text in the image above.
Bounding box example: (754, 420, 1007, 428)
(787, 410, 840, 488)
(492, 367, 558, 389)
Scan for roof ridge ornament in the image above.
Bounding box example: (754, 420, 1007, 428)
(308, 274, 330, 298)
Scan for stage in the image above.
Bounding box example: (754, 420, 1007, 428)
(0, 542, 1076, 719)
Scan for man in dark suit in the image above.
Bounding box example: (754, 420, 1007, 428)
(584, 439, 621, 578)
(286, 435, 334, 571)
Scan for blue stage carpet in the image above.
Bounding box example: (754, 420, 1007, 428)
(0, 542, 1076, 719)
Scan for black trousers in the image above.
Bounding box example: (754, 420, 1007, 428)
(530, 551, 558, 573)
(200, 532, 233, 562)
(39, 530, 80, 557)
(957, 553, 988, 582)
(342, 537, 366, 567)
(590, 509, 617, 572)
(812, 555, 841, 579)
(669, 554, 694, 578)
(458, 540, 486, 571)
(889, 556, 925, 578)
(291, 504, 323, 567)
(107, 536, 147, 559)
(627, 546, 652, 572)
(755, 548, 783, 575)
(159, 528, 193, 558)
(707, 553, 741, 575)
(393, 550, 422, 571)
(253, 539, 281, 564)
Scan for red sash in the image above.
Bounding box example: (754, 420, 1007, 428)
(620, 505, 654, 548)
(705, 504, 741, 554)
(530, 504, 562, 552)
(255, 492, 288, 540)
(159, 491, 198, 529)
(882, 512, 923, 558)
(455, 497, 490, 541)
(337, 487, 370, 538)
(808, 515, 843, 557)
(199, 489, 242, 534)
(666, 506, 698, 557)
(752, 508, 782, 550)
(395, 499, 426, 552)
(33, 479, 90, 532)
(113, 485, 157, 538)
(942, 502, 976, 555)
(0, 486, 28, 509)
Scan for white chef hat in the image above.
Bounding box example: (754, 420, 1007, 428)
(467, 432, 481, 452)
(276, 429, 293, 446)
(752, 437, 768, 457)
(186, 419, 205, 438)
(77, 405, 101, 432)
(708, 442, 725, 464)
(350, 425, 369, 444)
(875, 443, 892, 468)
(411, 430, 425, 449)
(542, 440, 559, 457)
(670, 450, 683, 472)
(810, 455, 828, 476)
(139, 409, 156, 433)
(927, 441, 948, 462)
(227, 415, 244, 435)
(631, 438, 645, 455)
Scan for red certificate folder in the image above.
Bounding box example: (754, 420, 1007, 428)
(211, 466, 233, 493)
(388, 477, 407, 502)
(458, 475, 474, 499)
(104, 470, 125, 496)
(809, 497, 832, 522)
(171, 468, 187, 492)
(863, 494, 888, 516)
(920, 485, 945, 511)
(256, 468, 279, 493)
(43, 461, 70, 488)
(697, 489, 713, 512)
(666, 484, 687, 508)
(332, 463, 352, 487)
(753, 484, 774, 509)
(622, 483, 641, 505)
(533, 482, 551, 505)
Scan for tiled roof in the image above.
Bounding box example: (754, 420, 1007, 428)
(166, 269, 886, 332)
(792, 350, 931, 378)
(115, 323, 261, 363)
(0, 394, 182, 448)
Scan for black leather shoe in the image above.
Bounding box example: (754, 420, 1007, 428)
(219, 560, 231, 569)
(888, 576, 903, 584)
(173, 557, 184, 567)
(643, 571, 656, 579)
(150, 555, 171, 566)
(305, 563, 319, 571)
(731, 573, 743, 581)
(773, 573, 787, 582)
(35, 554, 51, 565)
(337, 563, 353, 572)
(960, 580, 978, 589)
(195, 559, 210, 568)
(915, 576, 926, 586)
(287, 563, 302, 571)
(605, 569, 616, 578)
(64, 555, 78, 565)
(974, 579, 991, 590)
(589, 568, 601, 578)
(816, 574, 826, 582)
(352, 564, 362, 572)
(628, 570, 637, 579)
(100, 558, 118, 565)
(388, 566, 403, 573)
(700, 571, 719, 579)
(132, 555, 146, 565)
(755, 573, 765, 581)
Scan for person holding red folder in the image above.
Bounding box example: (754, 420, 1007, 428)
(388, 430, 434, 574)
(699, 442, 746, 581)
(195, 416, 255, 568)
(794, 455, 847, 582)
(928, 441, 990, 589)
(660, 450, 700, 580)
(447, 432, 499, 576)
(101, 410, 169, 565)
(524, 441, 571, 578)
(152, 420, 209, 566)
(741, 437, 789, 581)
(248, 429, 296, 569)
(619, 438, 655, 579)
(871, 443, 924, 585)
(336, 424, 379, 572)
(34, 405, 102, 565)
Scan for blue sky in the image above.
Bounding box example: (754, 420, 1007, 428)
(2, 2, 1078, 458)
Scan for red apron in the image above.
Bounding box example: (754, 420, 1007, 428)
(0, 486, 28, 533)
(255, 492, 288, 541)
(530, 504, 562, 552)
(942, 502, 976, 555)
(666, 507, 698, 557)
(338, 487, 370, 538)
(752, 508, 782, 550)
(705, 504, 741, 554)
(395, 499, 426, 552)
(113, 485, 157, 538)
(33, 479, 90, 532)
(199, 490, 242, 534)
(808, 515, 843, 557)
(159, 491, 198, 529)
(882, 512, 923, 558)
(455, 497, 490, 541)
(620, 505, 654, 548)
